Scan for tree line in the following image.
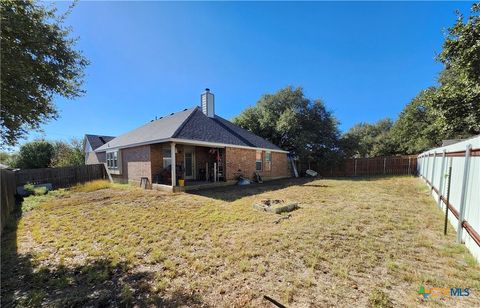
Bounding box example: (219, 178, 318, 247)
(0, 1, 478, 170)
(341, 4, 479, 157)
(0, 139, 85, 169)
(235, 3, 479, 165)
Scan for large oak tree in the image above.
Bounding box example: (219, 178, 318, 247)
(431, 3, 480, 137)
(1, 0, 88, 147)
(233, 86, 340, 168)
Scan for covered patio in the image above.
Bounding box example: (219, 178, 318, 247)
(151, 142, 231, 192)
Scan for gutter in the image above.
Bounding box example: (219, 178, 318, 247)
(95, 138, 290, 154)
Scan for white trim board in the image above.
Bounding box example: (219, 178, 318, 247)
(95, 138, 289, 154)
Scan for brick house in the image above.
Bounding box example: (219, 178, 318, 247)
(90, 89, 291, 191)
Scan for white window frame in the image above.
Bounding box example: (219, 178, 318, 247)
(106, 150, 121, 174)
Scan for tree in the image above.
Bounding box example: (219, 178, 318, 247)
(390, 88, 443, 154)
(0, 0, 88, 147)
(431, 3, 480, 137)
(0, 151, 16, 167)
(341, 118, 397, 158)
(233, 86, 340, 167)
(50, 138, 84, 167)
(13, 140, 55, 169)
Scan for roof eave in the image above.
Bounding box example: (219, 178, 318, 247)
(95, 137, 289, 154)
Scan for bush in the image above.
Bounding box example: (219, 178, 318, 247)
(72, 180, 112, 192)
(33, 187, 48, 196)
(24, 183, 49, 196)
(24, 183, 35, 195)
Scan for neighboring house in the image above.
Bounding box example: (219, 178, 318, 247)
(91, 89, 291, 191)
(84, 134, 116, 164)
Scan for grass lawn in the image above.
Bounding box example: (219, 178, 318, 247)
(2, 177, 479, 307)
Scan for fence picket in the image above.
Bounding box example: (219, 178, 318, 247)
(14, 164, 106, 189)
(310, 155, 417, 177)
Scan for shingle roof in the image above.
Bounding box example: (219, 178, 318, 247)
(95, 107, 284, 152)
(85, 134, 116, 150)
(174, 109, 282, 150)
(96, 108, 196, 151)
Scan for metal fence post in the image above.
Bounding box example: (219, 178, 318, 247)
(444, 161, 453, 236)
(420, 155, 425, 177)
(354, 158, 357, 176)
(430, 152, 437, 189)
(457, 144, 472, 243)
(408, 157, 411, 175)
(437, 150, 447, 209)
(383, 157, 386, 175)
(425, 154, 430, 184)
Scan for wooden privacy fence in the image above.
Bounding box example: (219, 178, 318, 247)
(313, 155, 417, 177)
(417, 135, 480, 262)
(1, 169, 17, 236)
(1, 164, 107, 233)
(15, 164, 106, 189)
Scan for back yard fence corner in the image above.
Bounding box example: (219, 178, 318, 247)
(0, 164, 107, 234)
(417, 135, 480, 263)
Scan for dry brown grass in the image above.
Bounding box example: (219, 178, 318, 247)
(1, 177, 479, 307)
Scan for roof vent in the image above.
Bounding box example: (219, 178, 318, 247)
(201, 88, 215, 118)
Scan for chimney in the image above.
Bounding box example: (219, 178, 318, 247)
(201, 88, 215, 117)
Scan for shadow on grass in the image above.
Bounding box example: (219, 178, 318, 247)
(188, 175, 417, 202)
(1, 199, 206, 307)
(332, 175, 416, 180)
(188, 177, 317, 202)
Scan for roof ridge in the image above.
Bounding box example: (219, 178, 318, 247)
(211, 117, 256, 147)
(214, 116, 281, 150)
(171, 107, 200, 138)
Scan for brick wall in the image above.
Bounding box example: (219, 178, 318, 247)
(113, 144, 289, 185)
(150, 143, 164, 178)
(117, 145, 151, 184)
(225, 147, 290, 181)
(271, 151, 289, 178)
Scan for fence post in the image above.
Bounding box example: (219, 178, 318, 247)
(408, 157, 411, 175)
(456, 144, 472, 243)
(444, 161, 453, 236)
(383, 157, 386, 175)
(430, 152, 437, 189)
(354, 158, 357, 176)
(423, 153, 430, 185)
(421, 155, 425, 177)
(437, 150, 447, 209)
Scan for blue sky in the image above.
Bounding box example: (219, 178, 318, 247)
(26, 1, 474, 145)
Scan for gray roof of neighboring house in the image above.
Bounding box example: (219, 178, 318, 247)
(96, 107, 283, 152)
(85, 134, 116, 151)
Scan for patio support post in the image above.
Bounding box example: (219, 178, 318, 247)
(171, 142, 176, 187)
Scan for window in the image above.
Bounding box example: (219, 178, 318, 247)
(106, 151, 119, 169)
(255, 151, 262, 171)
(163, 147, 172, 169)
(265, 151, 272, 171)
